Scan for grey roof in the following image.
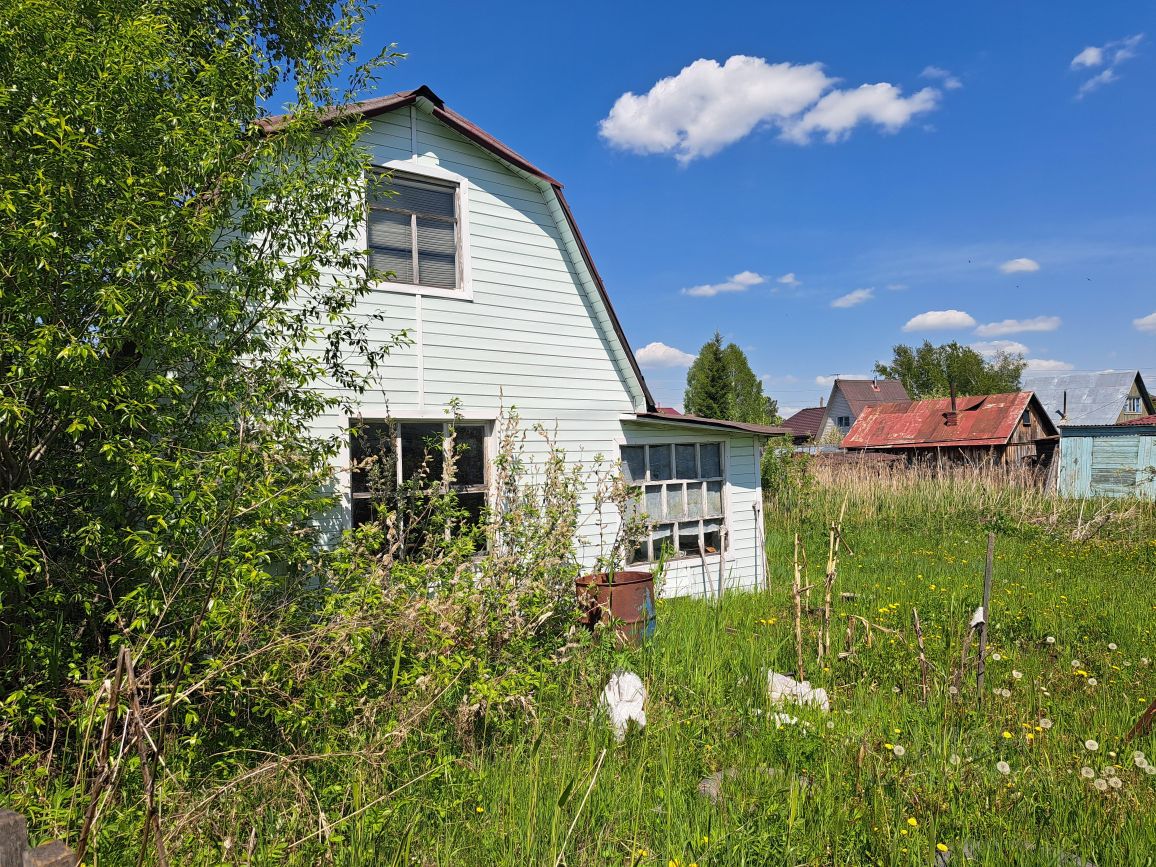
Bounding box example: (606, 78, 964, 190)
(1021, 370, 1149, 425)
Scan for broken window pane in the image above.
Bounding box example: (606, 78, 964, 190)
(700, 443, 722, 478)
(621, 445, 646, 483)
(677, 525, 701, 555)
(628, 540, 649, 565)
(648, 445, 672, 481)
(675, 444, 697, 478)
(702, 520, 722, 554)
(652, 523, 674, 560)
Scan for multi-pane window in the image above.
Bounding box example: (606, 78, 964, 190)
(621, 442, 725, 564)
(367, 172, 459, 290)
(1125, 396, 1142, 414)
(836, 415, 851, 430)
(349, 421, 487, 530)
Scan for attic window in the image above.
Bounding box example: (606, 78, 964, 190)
(1021, 409, 1031, 427)
(1125, 396, 1141, 414)
(367, 171, 459, 290)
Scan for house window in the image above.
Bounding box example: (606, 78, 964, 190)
(836, 415, 851, 429)
(1021, 409, 1031, 427)
(367, 172, 459, 290)
(620, 442, 725, 564)
(1125, 396, 1141, 414)
(349, 420, 487, 531)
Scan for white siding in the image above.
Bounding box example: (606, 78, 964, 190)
(308, 101, 766, 595)
(819, 387, 854, 440)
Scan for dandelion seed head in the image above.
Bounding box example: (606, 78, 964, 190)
(949, 754, 961, 766)
(1045, 636, 1056, 644)
(1012, 670, 1023, 679)
(1146, 765, 1156, 776)
(1039, 718, 1053, 729)
(1085, 739, 1099, 751)
(1103, 766, 1117, 777)
(1071, 660, 1082, 668)
(1108, 643, 1117, 651)
(1109, 776, 1123, 789)
(947, 686, 958, 695)
(1094, 778, 1108, 791)
(1080, 766, 1095, 778)
(893, 744, 906, 757)
(996, 760, 1011, 775)
(992, 653, 1002, 661)
(1087, 677, 1098, 686)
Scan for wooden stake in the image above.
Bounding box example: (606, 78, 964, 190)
(793, 533, 805, 682)
(913, 607, 929, 704)
(976, 532, 995, 708)
(1125, 697, 1156, 743)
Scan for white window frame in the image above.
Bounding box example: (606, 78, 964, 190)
(349, 419, 492, 529)
(1124, 396, 1141, 414)
(621, 442, 728, 565)
(364, 158, 474, 301)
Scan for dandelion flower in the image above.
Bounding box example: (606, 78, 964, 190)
(893, 744, 906, 757)
(1109, 776, 1123, 790)
(949, 754, 961, 766)
(1085, 739, 1099, 751)
(1145, 766, 1156, 776)
(1071, 659, 1082, 668)
(475, 805, 485, 813)
(1133, 751, 1147, 766)
(1012, 670, 1023, 679)
(1045, 636, 1055, 644)
(1094, 778, 1108, 791)
(1080, 767, 1095, 778)
(1039, 718, 1053, 730)
(996, 760, 1011, 775)
(937, 843, 949, 853)
(1087, 677, 1098, 686)
(907, 817, 918, 827)
(884, 742, 894, 750)
(1103, 766, 1117, 777)
(1002, 731, 1013, 739)
(1108, 643, 1117, 651)
(948, 686, 959, 696)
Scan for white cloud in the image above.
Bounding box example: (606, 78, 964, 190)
(998, 257, 1040, 274)
(886, 282, 908, 291)
(781, 83, 940, 144)
(902, 309, 977, 331)
(1024, 358, 1074, 372)
(1071, 46, 1104, 69)
(831, 288, 874, 308)
(1072, 34, 1144, 97)
(777, 272, 801, 286)
(921, 65, 963, 90)
(636, 341, 696, 368)
(971, 339, 1029, 358)
(974, 316, 1061, 337)
(681, 270, 766, 298)
(599, 55, 946, 161)
(816, 373, 869, 386)
(1134, 311, 1156, 333)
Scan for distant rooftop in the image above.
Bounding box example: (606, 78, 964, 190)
(1022, 370, 1150, 425)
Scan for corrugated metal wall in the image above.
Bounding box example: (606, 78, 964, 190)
(1058, 428, 1156, 499)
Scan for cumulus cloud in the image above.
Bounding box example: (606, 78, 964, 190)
(599, 55, 946, 161)
(636, 341, 697, 368)
(971, 339, 1029, 357)
(681, 270, 766, 298)
(1134, 311, 1156, 333)
(974, 316, 1061, 337)
(921, 65, 963, 90)
(816, 373, 869, 386)
(1024, 358, 1075, 372)
(999, 257, 1040, 274)
(1071, 34, 1143, 97)
(831, 288, 874, 308)
(780, 83, 939, 144)
(902, 309, 977, 331)
(777, 272, 801, 286)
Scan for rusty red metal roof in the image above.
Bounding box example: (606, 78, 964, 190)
(842, 392, 1057, 449)
(1121, 414, 1156, 426)
(782, 406, 825, 439)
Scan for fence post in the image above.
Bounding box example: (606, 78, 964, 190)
(0, 810, 75, 867)
(976, 532, 995, 708)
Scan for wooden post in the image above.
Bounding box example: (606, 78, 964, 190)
(913, 607, 929, 704)
(793, 533, 805, 682)
(1, 810, 74, 867)
(976, 532, 995, 707)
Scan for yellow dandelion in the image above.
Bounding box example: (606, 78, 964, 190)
(937, 843, 949, 853)
(475, 805, 484, 813)
(907, 817, 918, 827)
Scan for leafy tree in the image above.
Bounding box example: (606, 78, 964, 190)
(874, 341, 1026, 399)
(685, 333, 780, 424)
(0, 0, 401, 735)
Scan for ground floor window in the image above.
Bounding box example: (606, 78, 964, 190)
(620, 441, 726, 564)
(349, 420, 489, 531)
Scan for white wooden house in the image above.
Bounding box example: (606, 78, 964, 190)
(817, 378, 909, 440)
(304, 86, 787, 597)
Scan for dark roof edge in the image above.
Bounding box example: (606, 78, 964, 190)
(633, 412, 792, 438)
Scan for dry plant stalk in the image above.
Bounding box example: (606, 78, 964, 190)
(912, 607, 929, 704)
(976, 532, 995, 709)
(793, 533, 806, 682)
(819, 498, 848, 661)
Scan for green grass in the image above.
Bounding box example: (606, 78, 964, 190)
(321, 495, 1156, 866)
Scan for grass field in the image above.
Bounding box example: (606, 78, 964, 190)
(334, 483, 1156, 866)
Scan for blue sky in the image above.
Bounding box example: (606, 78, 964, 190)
(356, 1, 1156, 414)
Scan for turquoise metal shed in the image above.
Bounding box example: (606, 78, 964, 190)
(1057, 418, 1156, 499)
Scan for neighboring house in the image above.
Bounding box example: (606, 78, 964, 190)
(781, 406, 826, 444)
(1022, 370, 1153, 427)
(841, 392, 1058, 465)
(299, 86, 789, 597)
(1057, 416, 1156, 499)
(818, 378, 909, 440)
